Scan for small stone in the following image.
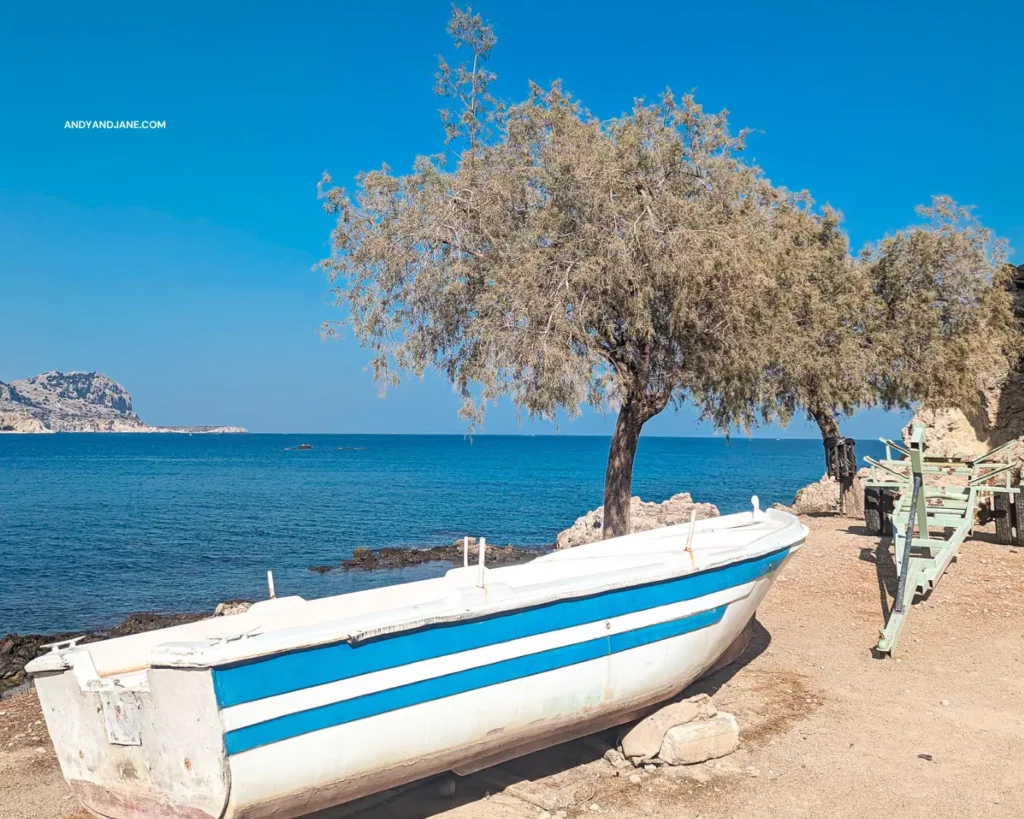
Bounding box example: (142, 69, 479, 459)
(589, 805, 601, 812)
(603, 748, 630, 769)
(940, 700, 950, 707)
(629, 774, 642, 785)
(539, 813, 552, 819)
(644, 764, 657, 773)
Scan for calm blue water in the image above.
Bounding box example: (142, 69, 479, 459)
(0, 434, 885, 634)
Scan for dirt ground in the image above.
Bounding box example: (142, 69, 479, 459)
(2, 514, 1022, 819)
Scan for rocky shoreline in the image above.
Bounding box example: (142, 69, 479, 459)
(330, 539, 544, 572)
(0, 605, 250, 697)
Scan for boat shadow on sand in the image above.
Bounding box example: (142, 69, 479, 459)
(304, 620, 772, 819)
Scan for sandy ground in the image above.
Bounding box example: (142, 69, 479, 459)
(2, 514, 1022, 819)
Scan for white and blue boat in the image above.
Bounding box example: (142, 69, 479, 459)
(28, 502, 804, 819)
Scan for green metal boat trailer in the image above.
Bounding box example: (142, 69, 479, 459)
(864, 423, 1019, 655)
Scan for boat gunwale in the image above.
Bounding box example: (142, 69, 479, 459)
(29, 510, 806, 678)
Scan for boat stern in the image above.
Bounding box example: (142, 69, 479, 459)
(28, 648, 229, 819)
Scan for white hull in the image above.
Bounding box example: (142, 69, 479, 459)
(29, 507, 805, 819)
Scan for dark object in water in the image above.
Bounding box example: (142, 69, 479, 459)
(308, 565, 335, 574)
(296, 443, 312, 450)
(340, 539, 546, 571)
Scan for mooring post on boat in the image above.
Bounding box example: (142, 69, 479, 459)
(684, 509, 697, 567)
(267, 570, 276, 599)
(477, 536, 487, 587)
(463, 535, 470, 568)
(751, 495, 761, 519)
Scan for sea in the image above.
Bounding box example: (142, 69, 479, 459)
(0, 434, 887, 635)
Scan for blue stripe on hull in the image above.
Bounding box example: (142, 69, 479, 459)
(213, 546, 789, 709)
(223, 604, 728, 755)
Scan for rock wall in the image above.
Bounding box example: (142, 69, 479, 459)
(555, 492, 719, 549)
(901, 264, 1024, 467)
(903, 363, 1024, 470)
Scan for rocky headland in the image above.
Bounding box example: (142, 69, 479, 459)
(0, 371, 245, 433)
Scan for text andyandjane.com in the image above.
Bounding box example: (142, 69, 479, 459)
(64, 120, 167, 130)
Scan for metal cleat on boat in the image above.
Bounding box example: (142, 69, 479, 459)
(41, 636, 86, 653)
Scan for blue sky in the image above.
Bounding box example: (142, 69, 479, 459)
(0, 0, 1018, 435)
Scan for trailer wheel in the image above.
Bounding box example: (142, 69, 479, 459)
(994, 492, 1013, 545)
(881, 490, 895, 536)
(864, 488, 882, 535)
(1014, 490, 1024, 546)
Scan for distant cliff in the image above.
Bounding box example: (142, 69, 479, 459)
(0, 371, 246, 434)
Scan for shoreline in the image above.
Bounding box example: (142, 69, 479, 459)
(0, 426, 247, 434)
(1, 607, 249, 697)
(4, 515, 1022, 819)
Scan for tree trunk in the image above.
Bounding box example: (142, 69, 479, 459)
(809, 406, 841, 441)
(602, 395, 648, 540)
(809, 405, 854, 514)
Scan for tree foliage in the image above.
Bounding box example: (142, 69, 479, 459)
(320, 6, 1019, 536)
(320, 6, 803, 536)
(865, 196, 1017, 414)
(759, 204, 872, 439)
(761, 196, 1018, 443)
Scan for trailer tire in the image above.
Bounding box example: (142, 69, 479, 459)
(881, 490, 895, 536)
(994, 491, 1013, 545)
(1014, 491, 1024, 546)
(864, 488, 882, 535)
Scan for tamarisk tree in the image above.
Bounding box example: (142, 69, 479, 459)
(319, 7, 792, 538)
(763, 197, 1018, 447)
(760, 203, 874, 440)
(865, 196, 1018, 413)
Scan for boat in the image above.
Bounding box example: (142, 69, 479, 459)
(27, 500, 805, 819)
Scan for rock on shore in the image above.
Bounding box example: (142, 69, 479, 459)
(334, 539, 544, 571)
(0, 370, 245, 433)
(790, 469, 869, 517)
(555, 493, 720, 549)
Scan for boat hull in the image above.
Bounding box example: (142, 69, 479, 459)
(227, 568, 781, 819)
(31, 513, 803, 819)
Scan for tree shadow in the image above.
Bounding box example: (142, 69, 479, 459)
(307, 620, 772, 819)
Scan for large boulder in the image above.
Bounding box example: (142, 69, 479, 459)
(791, 468, 868, 517)
(791, 475, 840, 514)
(658, 712, 740, 765)
(620, 694, 717, 761)
(555, 492, 719, 549)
